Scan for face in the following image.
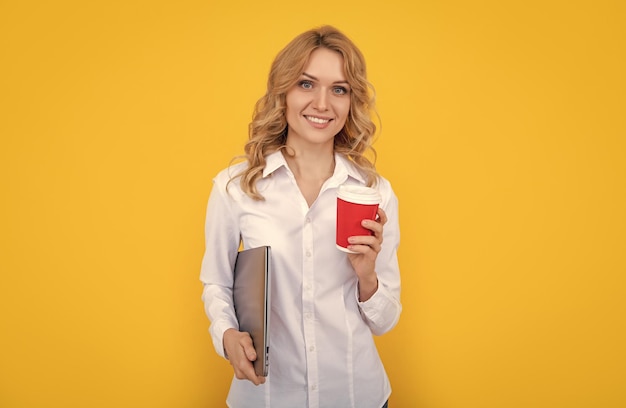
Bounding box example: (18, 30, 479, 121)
(285, 47, 351, 150)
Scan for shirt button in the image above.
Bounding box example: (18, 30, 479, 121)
(306, 217, 311, 223)
(305, 250, 311, 257)
(309, 346, 315, 352)
(311, 384, 317, 391)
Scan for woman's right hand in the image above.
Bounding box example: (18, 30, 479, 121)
(223, 328, 266, 385)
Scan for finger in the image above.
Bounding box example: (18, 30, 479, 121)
(361, 219, 384, 244)
(348, 237, 382, 254)
(350, 244, 381, 254)
(234, 358, 264, 385)
(241, 366, 265, 385)
(225, 331, 265, 385)
(361, 219, 382, 234)
(376, 207, 388, 225)
(232, 348, 265, 385)
(239, 335, 266, 385)
(240, 333, 258, 362)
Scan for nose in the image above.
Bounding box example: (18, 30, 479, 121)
(312, 90, 328, 111)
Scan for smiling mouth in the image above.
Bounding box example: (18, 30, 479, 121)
(305, 115, 331, 124)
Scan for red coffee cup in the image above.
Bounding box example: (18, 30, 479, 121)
(336, 184, 382, 253)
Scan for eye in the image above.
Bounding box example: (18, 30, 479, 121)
(299, 80, 313, 90)
(332, 86, 349, 95)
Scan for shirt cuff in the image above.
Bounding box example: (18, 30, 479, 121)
(357, 284, 385, 314)
(210, 318, 239, 359)
(356, 283, 400, 335)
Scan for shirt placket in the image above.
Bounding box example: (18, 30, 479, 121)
(302, 211, 319, 408)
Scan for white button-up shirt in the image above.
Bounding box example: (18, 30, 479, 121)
(200, 151, 402, 408)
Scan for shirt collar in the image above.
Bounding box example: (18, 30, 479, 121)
(262, 151, 288, 178)
(332, 153, 367, 184)
(262, 150, 367, 184)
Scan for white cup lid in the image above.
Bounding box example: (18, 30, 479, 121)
(337, 184, 381, 205)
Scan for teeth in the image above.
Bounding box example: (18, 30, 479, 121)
(306, 116, 330, 124)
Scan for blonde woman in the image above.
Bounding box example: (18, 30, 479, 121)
(200, 26, 401, 408)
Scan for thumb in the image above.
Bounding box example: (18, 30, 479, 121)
(242, 336, 257, 361)
(246, 347, 258, 362)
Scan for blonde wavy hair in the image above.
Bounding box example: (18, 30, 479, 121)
(233, 25, 379, 200)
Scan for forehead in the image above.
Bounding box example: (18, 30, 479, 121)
(302, 48, 346, 80)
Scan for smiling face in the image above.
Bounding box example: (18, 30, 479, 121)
(284, 47, 351, 151)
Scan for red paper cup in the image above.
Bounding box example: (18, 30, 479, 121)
(336, 185, 381, 253)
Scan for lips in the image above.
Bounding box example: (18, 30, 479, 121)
(305, 115, 332, 125)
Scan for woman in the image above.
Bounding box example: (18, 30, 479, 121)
(200, 25, 401, 408)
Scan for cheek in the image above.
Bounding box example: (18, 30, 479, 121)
(338, 100, 351, 121)
(286, 93, 305, 115)
(285, 95, 297, 118)
(285, 107, 297, 128)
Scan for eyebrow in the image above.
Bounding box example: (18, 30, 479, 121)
(302, 72, 350, 85)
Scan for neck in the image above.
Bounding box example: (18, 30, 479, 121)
(281, 147, 336, 208)
(282, 147, 335, 181)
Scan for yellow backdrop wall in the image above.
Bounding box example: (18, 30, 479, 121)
(1, 0, 625, 407)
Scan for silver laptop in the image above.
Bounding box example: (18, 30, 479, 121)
(233, 246, 271, 377)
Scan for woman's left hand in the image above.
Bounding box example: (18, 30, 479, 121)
(347, 207, 388, 301)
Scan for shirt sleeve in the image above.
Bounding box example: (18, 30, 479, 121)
(357, 178, 402, 335)
(200, 175, 241, 358)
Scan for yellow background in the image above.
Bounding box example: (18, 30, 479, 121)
(1, 0, 625, 407)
